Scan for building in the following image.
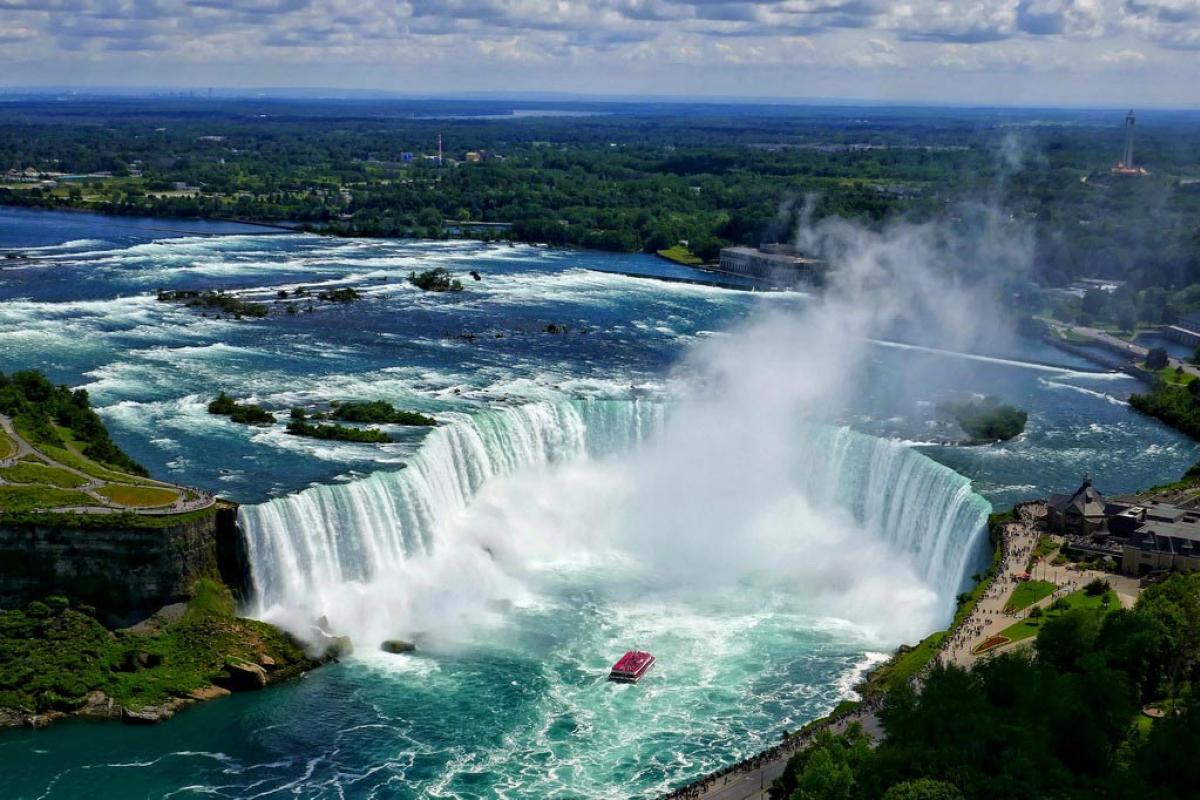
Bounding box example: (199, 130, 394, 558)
(1048, 477, 1109, 535)
(716, 244, 824, 286)
(1162, 313, 1200, 348)
(1109, 501, 1200, 576)
(1050, 479, 1200, 576)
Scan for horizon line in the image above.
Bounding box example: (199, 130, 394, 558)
(1, 85, 1197, 114)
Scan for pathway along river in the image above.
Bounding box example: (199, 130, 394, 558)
(0, 208, 1196, 799)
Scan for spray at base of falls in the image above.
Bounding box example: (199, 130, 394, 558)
(240, 399, 991, 650)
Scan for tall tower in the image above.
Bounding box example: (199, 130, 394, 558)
(1122, 109, 1136, 168)
(438, 133, 443, 166)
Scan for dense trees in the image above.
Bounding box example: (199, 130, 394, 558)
(770, 573, 1200, 800)
(4, 98, 1196, 290)
(0, 370, 146, 476)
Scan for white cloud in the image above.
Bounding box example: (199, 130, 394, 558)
(0, 0, 1196, 103)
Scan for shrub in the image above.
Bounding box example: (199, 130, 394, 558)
(409, 268, 464, 293)
(330, 401, 436, 426)
(1084, 578, 1111, 597)
(207, 393, 273, 425)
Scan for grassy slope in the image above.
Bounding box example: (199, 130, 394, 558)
(0, 485, 96, 513)
(2, 411, 185, 516)
(862, 510, 1009, 695)
(0, 428, 15, 460)
(0, 579, 315, 715)
(0, 462, 87, 488)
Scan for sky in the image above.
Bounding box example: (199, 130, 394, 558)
(0, 0, 1198, 107)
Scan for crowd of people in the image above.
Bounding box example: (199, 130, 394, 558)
(930, 502, 1051, 667)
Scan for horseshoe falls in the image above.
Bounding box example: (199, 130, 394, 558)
(241, 398, 991, 659)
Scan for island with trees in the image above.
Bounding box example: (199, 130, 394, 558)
(939, 396, 1028, 443)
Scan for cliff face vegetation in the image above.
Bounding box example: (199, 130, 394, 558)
(0, 579, 322, 727)
(0, 369, 319, 727)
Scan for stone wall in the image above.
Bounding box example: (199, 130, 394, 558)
(0, 504, 249, 624)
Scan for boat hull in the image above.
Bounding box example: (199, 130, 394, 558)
(608, 651, 655, 683)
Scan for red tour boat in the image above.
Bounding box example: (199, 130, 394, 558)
(608, 650, 655, 683)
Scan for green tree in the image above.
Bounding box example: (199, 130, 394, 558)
(1036, 608, 1103, 673)
(881, 778, 964, 800)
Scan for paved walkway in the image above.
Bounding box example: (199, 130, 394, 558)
(940, 504, 1139, 668)
(674, 705, 884, 800)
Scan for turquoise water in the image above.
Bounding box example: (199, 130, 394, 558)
(0, 208, 1195, 799)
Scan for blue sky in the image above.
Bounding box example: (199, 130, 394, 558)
(1, 0, 1198, 106)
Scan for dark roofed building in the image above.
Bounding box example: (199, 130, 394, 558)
(1048, 477, 1108, 534)
(1163, 313, 1200, 348)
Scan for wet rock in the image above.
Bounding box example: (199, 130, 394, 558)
(78, 690, 121, 720)
(380, 640, 416, 654)
(216, 659, 268, 691)
(326, 635, 354, 659)
(121, 700, 186, 725)
(187, 685, 232, 701)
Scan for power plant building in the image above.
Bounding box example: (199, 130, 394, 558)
(717, 244, 824, 286)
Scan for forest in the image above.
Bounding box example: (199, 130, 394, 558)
(1, 97, 1198, 292)
(770, 573, 1200, 800)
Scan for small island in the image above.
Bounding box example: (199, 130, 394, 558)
(327, 400, 437, 427)
(157, 289, 268, 319)
(284, 401, 438, 443)
(939, 395, 1028, 442)
(285, 419, 393, 443)
(208, 392, 274, 425)
(409, 267, 464, 293)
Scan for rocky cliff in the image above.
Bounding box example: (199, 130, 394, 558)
(0, 504, 251, 624)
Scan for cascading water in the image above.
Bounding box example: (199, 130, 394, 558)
(241, 398, 990, 646)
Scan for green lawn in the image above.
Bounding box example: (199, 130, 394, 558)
(1003, 580, 1057, 613)
(656, 245, 705, 266)
(1151, 365, 1196, 387)
(27, 423, 160, 487)
(996, 588, 1119, 645)
(95, 484, 179, 508)
(0, 428, 16, 461)
(0, 485, 96, 513)
(0, 462, 88, 489)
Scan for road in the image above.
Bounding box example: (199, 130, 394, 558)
(1043, 320, 1200, 380)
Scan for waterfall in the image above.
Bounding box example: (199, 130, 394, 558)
(240, 399, 990, 637)
(789, 425, 992, 597)
(240, 399, 665, 617)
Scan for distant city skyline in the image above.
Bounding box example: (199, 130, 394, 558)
(2, 1, 1199, 108)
